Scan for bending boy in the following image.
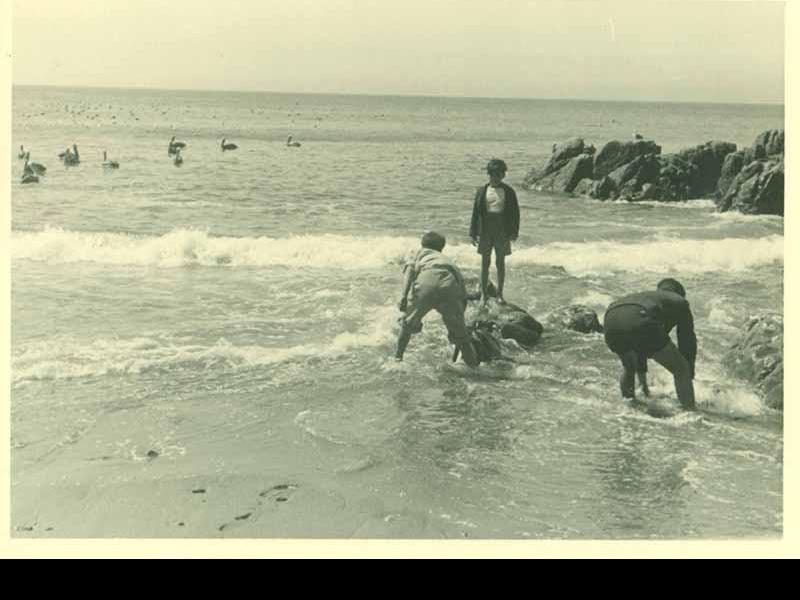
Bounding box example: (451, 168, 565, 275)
(396, 232, 478, 367)
(603, 278, 697, 410)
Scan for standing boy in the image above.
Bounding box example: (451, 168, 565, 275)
(469, 158, 520, 306)
(396, 232, 478, 367)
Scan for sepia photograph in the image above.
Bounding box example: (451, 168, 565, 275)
(2, 0, 795, 557)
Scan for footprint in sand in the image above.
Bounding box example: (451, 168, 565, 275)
(217, 484, 298, 533)
(259, 483, 298, 504)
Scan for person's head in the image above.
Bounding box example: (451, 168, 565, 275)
(487, 158, 507, 183)
(421, 231, 446, 252)
(657, 278, 686, 298)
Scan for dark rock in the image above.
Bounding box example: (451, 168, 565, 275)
(649, 154, 697, 201)
(677, 141, 737, 196)
(572, 178, 595, 196)
(146, 450, 159, 459)
(470, 298, 544, 348)
(722, 313, 783, 409)
(593, 139, 662, 180)
(544, 305, 603, 334)
(590, 176, 617, 200)
(528, 155, 594, 193)
(751, 129, 784, 158)
(717, 158, 783, 215)
(717, 150, 746, 197)
(607, 154, 662, 200)
(544, 138, 586, 175)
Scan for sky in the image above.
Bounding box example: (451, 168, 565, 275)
(9, 0, 787, 104)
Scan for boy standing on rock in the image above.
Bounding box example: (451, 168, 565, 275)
(470, 159, 520, 306)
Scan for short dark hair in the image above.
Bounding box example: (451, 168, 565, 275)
(657, 278, 686, 297)
(487, 158, 507, 175)
(421, 231, 446, 251)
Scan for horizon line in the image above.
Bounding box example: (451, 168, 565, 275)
(11, 83, 785, 108)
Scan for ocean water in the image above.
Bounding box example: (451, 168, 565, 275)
(10, 86, 784, 539)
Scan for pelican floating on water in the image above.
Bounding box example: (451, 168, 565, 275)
(287, 135, 301, 147)
(221, 138, 238, 152)
(25, 152, 47, 175)
(102, 150, 120, 169)
(21, 158, 39, 183)
(168, 135, 186, 156)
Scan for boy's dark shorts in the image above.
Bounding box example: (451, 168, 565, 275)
(603, 304, 670, 357)
(477, 214, 512, 256)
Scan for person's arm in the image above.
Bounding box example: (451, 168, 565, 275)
(507, 186, 520, 240)
(676, 304, 698, 379)
(469, 186, 483, 244)
(398, 263, 416, 312)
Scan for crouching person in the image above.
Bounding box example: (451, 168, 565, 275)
(396, 232, 478, 367)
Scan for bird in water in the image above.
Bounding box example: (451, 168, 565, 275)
(174, 148, 184, 166)
(287, 135, 301, 147)
(21, 158, 39, 183)
(633, 132, 644, 140)
(221, 138, 238, 152)
(168, 135, 186, 156)
(25, 152, 47, 175)
(62, 144, 80, 165)
(102, 150, 120, 169)
(18, 145, 26, 159)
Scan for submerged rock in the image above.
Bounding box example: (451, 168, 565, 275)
(472, 298, 544, 348)
(722, 313, 783, 410)
(544, 304, 603, 334)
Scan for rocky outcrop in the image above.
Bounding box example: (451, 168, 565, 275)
(744, 129, 784, 163)
(715, 129, 784, 215)
(525, 155, 594, 193)
(676, 141, 738, 196)
(717, 157, 784, 215)
(722, 313, 783, 409)
(523, 129, 782, 214)
(593, 139, 662, 180)
(716, 150, 746, 197)
(544, 305, 603, 334)
(523, 139, 595, 192)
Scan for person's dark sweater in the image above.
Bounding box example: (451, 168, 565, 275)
(469, 183, 520, 240)
(605, 290, 697, 376)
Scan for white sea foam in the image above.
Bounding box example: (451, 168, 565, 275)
(12, 228, 783, 277)
(12, 305, 398, 385)
(12, 227, 419, 270)
(501, 235, 783, 277)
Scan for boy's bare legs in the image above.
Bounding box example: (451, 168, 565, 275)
(480, 252, 492, 306)
(395, 327, 412, 361)
(496, 253, 506, 304)
(618, 350, 638, 400)
(651, 340, 696, 410)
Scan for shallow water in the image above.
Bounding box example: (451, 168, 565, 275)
(10, 86, 783, 538)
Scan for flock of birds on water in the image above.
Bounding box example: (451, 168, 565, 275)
(16, 134, 303, 184)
